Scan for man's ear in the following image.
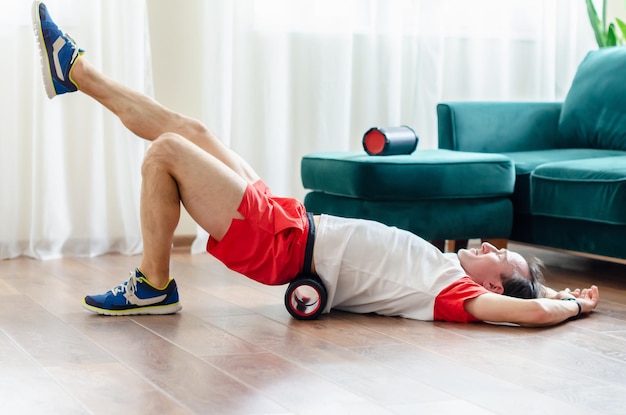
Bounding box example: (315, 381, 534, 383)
(483, 281, 504, 295)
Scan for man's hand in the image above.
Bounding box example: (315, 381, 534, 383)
(570, 285, 600, 314)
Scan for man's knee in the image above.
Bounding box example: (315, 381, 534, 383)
(153, 132, 187, 151)
(142, 133, 184, 173)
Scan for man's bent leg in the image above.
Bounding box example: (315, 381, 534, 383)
(82, 136, 190, 315)
(83, 133, 248, 315)
(138, 133, 248, 288)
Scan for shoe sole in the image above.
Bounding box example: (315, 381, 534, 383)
(81, 300, 182, 316)
(31, 1, 57, 99)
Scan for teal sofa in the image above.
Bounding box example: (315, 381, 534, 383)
(437, 46, 626, 261)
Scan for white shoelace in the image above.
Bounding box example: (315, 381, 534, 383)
(111, 271, 139, 302)
(66, 33, 81, 64)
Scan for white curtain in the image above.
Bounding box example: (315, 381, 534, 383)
(195, 0, 596, 201)
(0, 0, 151, 259)
(1, 0, 597, 259)
(189, 0, 596, 252)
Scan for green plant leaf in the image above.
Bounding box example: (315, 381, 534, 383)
(586, 0, 607, 47)
(616, 17, 626, 42)
(607, 22, 618, 46)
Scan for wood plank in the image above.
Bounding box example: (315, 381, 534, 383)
(0, 331, 86, 414)
(135, 313, 264, 356)
(70, 318, 288, 414)
(351, 343, 600, 415)
(205, 352, 393, 414)
(0, 295, 113, 366)
(46, 363, 192, 415)
(204, 314, 461, 407)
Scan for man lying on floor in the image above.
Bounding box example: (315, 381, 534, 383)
(32, 1, 598, 327)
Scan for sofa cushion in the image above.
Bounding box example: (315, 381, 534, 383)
(301, 150, 514, 201)
(558, 47, 626, 150)
(531, 156, 626, 225)
(502, 149, 626, 213)
(437, 102, 562, 152)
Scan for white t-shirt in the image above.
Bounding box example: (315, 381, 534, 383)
(313, 214, 487, 321)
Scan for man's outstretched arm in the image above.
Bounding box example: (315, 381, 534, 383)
(464, 285, 599, 327)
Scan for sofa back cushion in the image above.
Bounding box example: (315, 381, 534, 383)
(558, 47, 626, 150)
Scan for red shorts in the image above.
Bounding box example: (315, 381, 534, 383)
(207, 180, 309, 285)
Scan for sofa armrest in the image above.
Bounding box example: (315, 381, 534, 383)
(437, 102, 562, 152)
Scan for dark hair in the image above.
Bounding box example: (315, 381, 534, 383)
(502, 256, 545, 299)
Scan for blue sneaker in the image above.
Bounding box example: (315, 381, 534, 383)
(82, 269, 182, 316)
(31, 1, 84, 98)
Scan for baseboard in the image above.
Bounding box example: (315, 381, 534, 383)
(173, 235, 196, 248)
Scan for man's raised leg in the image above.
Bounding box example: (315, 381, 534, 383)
(32, 1, 259, 184)
(70, 58, 260, 184)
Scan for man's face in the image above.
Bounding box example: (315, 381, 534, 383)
(457, 242, 530, 294)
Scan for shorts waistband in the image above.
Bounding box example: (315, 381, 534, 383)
(303, 212, 315, 274)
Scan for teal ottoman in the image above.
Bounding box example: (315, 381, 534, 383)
(301, 149, 515, 246)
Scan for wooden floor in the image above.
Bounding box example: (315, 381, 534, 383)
(1, 242, 626, 415)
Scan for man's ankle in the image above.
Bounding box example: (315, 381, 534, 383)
(69, 57, 85, 89)
(136, 267, 170, 290)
